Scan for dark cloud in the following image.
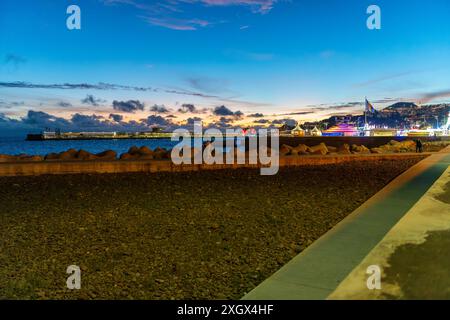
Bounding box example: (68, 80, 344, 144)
(81, 94, 106, 106)
(150, 104, 170, 113)
(254, 119, 270, 124)
(22, 110, 71, 128)
(419, 90, 450, 103)
(112, 100, 145, 113)
(143, 115, 171, 127)
(186, 117, 203, 125)
(271, 118, 297, 127)
(57, 101, 72, 108)
(213, 105, 243, 118)
(178, 103, 196, 113)
(71, 113, 106, 128)
(247, 113, 264, 118)
(109, 113, 124, 122)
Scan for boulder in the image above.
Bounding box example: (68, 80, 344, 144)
(0, 154, 17, 162)
(18, 155, 43, 162)
(96, 150, 117, 160)
(291, 144, 310, 156)
(279, 144, 293, 156)
(351, 144, 371, 154)
(370, 148, 384, 154)
(153, 150, 169, 160)
(309, 143, 328, 155)
(76, 149, 97, 160)
(326, 146, 338, 153)
(337, 144, 351, 155)
(44, 153, 60, 160)
(120, 152, 139, 160)
(128, 146, 140, 155)
(139, 146, 153, 155)
(59, 150, 77, 160)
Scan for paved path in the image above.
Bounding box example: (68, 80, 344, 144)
(244, 147, 450, 300)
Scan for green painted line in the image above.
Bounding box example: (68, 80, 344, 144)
(244, 152, 450, 300)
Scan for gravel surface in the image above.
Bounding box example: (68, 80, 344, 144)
(0, 157, 425, 299)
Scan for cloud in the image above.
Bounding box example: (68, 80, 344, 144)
(185, 76, 230, 94)
(271, 118, 297, 126)
(22, 110, 71, 128)
(0, 81, 155, 91)
(112, 100, 146, 113)
(109, 113, 124, 122)
(198, 0, 277, 14)
(247, 113, 264, 118)
(0, 81, 266, 107)
(4, 54, 27, 69)
(177, 103, 208, 114)
(57, 101, 72, 108)
(142, 17, 211, 30)
(354, 71, 419, 88)
(186, 117, 203, 125)
(81, 94, 106, 106)
(150, 104, 170, 113)
(143, 115, 172, 127)
(418, 89, 450, 103)
(213, 105, 242, 117)
(254, 118, 270, 124)
(103, 0, 278, 31)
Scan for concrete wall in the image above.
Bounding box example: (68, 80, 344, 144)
(0, 153, 426, 177)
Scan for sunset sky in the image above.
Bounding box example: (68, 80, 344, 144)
(1, 0, 450, 134)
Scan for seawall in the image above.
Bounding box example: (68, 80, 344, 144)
(0, 153, 427, 177)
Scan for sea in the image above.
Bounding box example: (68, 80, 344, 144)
(0, 136, 179, 156)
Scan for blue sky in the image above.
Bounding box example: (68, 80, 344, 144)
(1, 0, 450, 134)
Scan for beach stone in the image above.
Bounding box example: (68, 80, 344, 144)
(96, 150, 117, 160)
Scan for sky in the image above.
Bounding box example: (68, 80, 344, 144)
(1, 0, 450, 135)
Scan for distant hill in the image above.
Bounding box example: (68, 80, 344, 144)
(384, 102, 419, 110)
(311, 103, 450, 129)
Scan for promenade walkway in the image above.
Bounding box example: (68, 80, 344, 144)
(244, 146, 450, 300)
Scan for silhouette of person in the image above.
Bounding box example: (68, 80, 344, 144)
(415, 139, 423, 153)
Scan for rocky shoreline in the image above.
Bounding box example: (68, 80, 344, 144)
(0, 140, 448, 163)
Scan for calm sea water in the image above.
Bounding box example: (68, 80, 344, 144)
(0, 136, 179, 156)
